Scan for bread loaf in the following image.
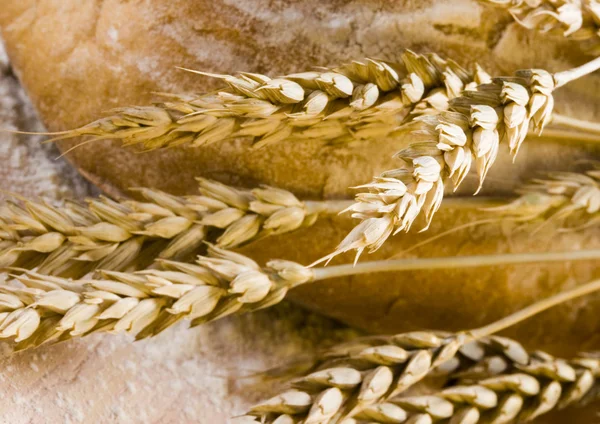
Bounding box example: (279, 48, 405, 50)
(1, 0, 599, 357)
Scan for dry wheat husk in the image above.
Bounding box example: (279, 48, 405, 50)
(0, 179, 324, 278)
(480, 0, 600, 54)
(45, 50, 489, 150)
(0, 245, 311, 352)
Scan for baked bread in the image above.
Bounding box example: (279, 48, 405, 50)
(1, 0, 599, 358)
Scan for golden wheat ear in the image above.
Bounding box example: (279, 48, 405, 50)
(0, 180, 340, 277)
(242, 277, 600, 423)
(0, 249, 312, 352)
(24, 50, 492, 152)
(349, 338, 600, 423)
(323, 56, 600, 264)
(14, 51, 600, 156)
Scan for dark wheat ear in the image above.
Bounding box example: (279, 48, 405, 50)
(320, 56, 600, 264)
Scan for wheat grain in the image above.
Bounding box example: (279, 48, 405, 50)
(0, 245, 312, 351)
(350, 337, 600, 423)
(0, 179, 331, 278)
(487, 166, 600, 228)
(45, 50, 490, 150)
(480, 0, 600, 54)
(241, 277, 600, 424)
(319, 56, 600, 264)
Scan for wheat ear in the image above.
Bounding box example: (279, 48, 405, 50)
(486, 166, 600, 229)
(21, 46, 600, 149)
(0, 179, 337, 278)
(0, 245, 312, 351)
(3, 243, 599, 353)
(241, 277, 600, 424)
(39, 50, 492, 150)
(318, 56, 600, 265)
(479, 0, 600, 54)
(350, 337, 600, 424)
(386, 165, 600, 258)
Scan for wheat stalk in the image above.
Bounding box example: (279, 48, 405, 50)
(0, 179, 336, 278)
(349, 337, 600, 423)
(479, 0, 600, 54)
(0, 244, 312, 352)
(551, 112, 600, 135)
(241, 277, 600, 423)
(41, 50, 491, 150)
(318, 57, 600, 265)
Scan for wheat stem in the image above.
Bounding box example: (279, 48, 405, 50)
(304, 200, 353, 215)
(540, 127, 600, 143)
(551, 113, 600, 135)
(470, 277, 600, 340)
(553, 55, 600, 87)
(311, 248, 600, 280)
